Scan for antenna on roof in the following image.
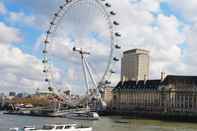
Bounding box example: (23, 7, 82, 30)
(161, 72, 166, 81)
(144, 74, 147, 84)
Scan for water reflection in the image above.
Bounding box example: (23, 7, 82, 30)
(0, 113, 197, 131)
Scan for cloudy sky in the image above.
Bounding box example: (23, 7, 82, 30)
(0, 0, 197, 94)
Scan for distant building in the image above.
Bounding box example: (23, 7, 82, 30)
(113, 75, 197, 113)
(35, 90, 53, 97)
(0, 93, 5, 108)
(64, 90, 71, 96)
(102, 87, 113, 110)
(0, 93, 5, 97)
(9, 92, 16, 97)
(16, 92, 29, 98)
(121, 49, 150, 81)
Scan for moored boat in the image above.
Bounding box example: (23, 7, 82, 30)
(10, 124, 92, 131)
(64, 111, 100, 120)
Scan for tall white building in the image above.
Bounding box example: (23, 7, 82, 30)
(121, 49, 150, 81)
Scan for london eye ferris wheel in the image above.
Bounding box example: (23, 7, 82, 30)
(42, 0, 122, 98)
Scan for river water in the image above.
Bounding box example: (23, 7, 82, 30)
(1, 112, 197, 131)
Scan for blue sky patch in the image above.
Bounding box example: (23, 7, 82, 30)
(160, 2, 191, 25)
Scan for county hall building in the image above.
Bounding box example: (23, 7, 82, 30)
(112, 49, 197, 113)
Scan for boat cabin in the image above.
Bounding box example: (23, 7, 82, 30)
(10, 124, 92, 131)
(42, 124, 76, 130)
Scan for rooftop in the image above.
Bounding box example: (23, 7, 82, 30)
(113, 75, 197, 91)
(165, 75, 197, 80)
(123, 48, 150, 55)
(114, 79, 161, 91)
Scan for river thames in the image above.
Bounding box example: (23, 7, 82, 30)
(1, 112, 197, 131)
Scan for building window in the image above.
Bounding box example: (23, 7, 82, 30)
(113, 95, 117, 101)
(64, 126, 71, 129)
(56, 126, 64, 129)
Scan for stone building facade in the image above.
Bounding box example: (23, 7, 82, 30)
(112, 75, 197, 113)
(102, 87, 113, 107)
(121, 49, 150, 81)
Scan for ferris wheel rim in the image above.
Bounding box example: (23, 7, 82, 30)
(42, 0, 121, 92)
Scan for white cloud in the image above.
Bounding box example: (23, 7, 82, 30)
(0, 44, 45, 93)
(130, 0, 161, 12)
(110, 0, 185, 78)
(0, 42, 65, 93)
(163, 0, 197, 75)
(67, 68, 79, 81)
(10, 0, 64, 29)
(167, 0, 197, 22)
(0, 22, 22, 44)
(181, 23, 197, 75)
(34, 0, 187, 84)
(0, 21, 63, 93)
(0, 2, 6, 15)
(3, 0, 197, 94)
(9, 12, 36, 26)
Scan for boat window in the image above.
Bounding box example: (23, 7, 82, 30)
(75, 125, 89, 129)
(64, 125, 71, 129)
(43, 125, 54, 130)
(56, 126, 64, 129)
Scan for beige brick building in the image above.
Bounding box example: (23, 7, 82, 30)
(113, 48, 197, 114)
(112, 75, 197, 113)
(102, 87, 113, 110)
(121, 49, 150, 81)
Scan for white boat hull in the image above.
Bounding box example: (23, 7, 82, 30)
(10, 124, 92, 131)
(10, 128, 92, 131)
(33, 128, 92, 131)
(64, 111, 100, 120)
